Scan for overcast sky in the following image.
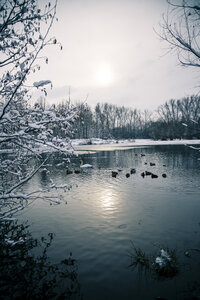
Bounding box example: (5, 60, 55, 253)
(30, 0, 199, 110)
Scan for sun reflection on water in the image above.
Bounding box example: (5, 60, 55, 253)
(100, 189, 116, 212)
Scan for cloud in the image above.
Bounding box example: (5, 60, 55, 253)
(29, 0, 198, 111)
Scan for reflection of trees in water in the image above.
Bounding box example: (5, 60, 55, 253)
(0, 221, 82, 300)
(94, 145, 200, 170)
(154, 145, 200, 170)
(35, 145, 200, 176)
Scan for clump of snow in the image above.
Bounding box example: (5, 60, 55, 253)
(33, 80, 51, 88)
(155, 256, 165, 267)
(0, 217, 16, 221)
(191, 119, 198, 124)
(189, 145, 200, 150)
(161, 249, 171, 261)
(5, 237, 25, 246)
(155, 249, 171, 267)
(153, 248, 178, 277)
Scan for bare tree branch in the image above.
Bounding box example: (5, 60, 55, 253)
(157, 0, 200, 69)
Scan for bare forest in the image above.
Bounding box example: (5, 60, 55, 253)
(51, 95, 200, 140)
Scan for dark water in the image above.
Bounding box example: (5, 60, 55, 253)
(19, 145, 200, 300)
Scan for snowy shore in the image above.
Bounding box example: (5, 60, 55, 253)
(1, 138, 199, 154)
(72, 138, 200, 153)
(72, 138, 200, 147)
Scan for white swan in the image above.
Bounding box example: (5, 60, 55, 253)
(80, 159, 93, 169)
(80, 163, 93, 169)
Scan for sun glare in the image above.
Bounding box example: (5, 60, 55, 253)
(95, 64, 114, 86)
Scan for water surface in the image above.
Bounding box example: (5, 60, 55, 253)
(19, 145, 200, 299)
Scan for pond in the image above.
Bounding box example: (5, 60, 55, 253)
(18, 144, 200, 300)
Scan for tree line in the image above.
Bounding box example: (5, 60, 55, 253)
(52, 95, 200, 140)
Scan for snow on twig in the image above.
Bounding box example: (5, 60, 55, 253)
(33, 80, 52, 88)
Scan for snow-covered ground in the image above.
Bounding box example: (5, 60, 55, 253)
(72, 138, 200, 154)
(71, 138, 200, 147)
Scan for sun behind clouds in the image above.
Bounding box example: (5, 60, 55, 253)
(95, 63, 114, 86)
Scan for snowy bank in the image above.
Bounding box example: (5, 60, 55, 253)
(72, 138, 200, 153)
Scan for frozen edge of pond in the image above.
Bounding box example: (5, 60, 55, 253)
(72, 138, 200, 153)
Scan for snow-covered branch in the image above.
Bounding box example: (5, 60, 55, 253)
(0, 0, 78, 220)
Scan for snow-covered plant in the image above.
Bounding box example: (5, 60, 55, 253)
(0, 0, 77, 220)
(153, 248, 178, 278)
(129, 244, 179, 278)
